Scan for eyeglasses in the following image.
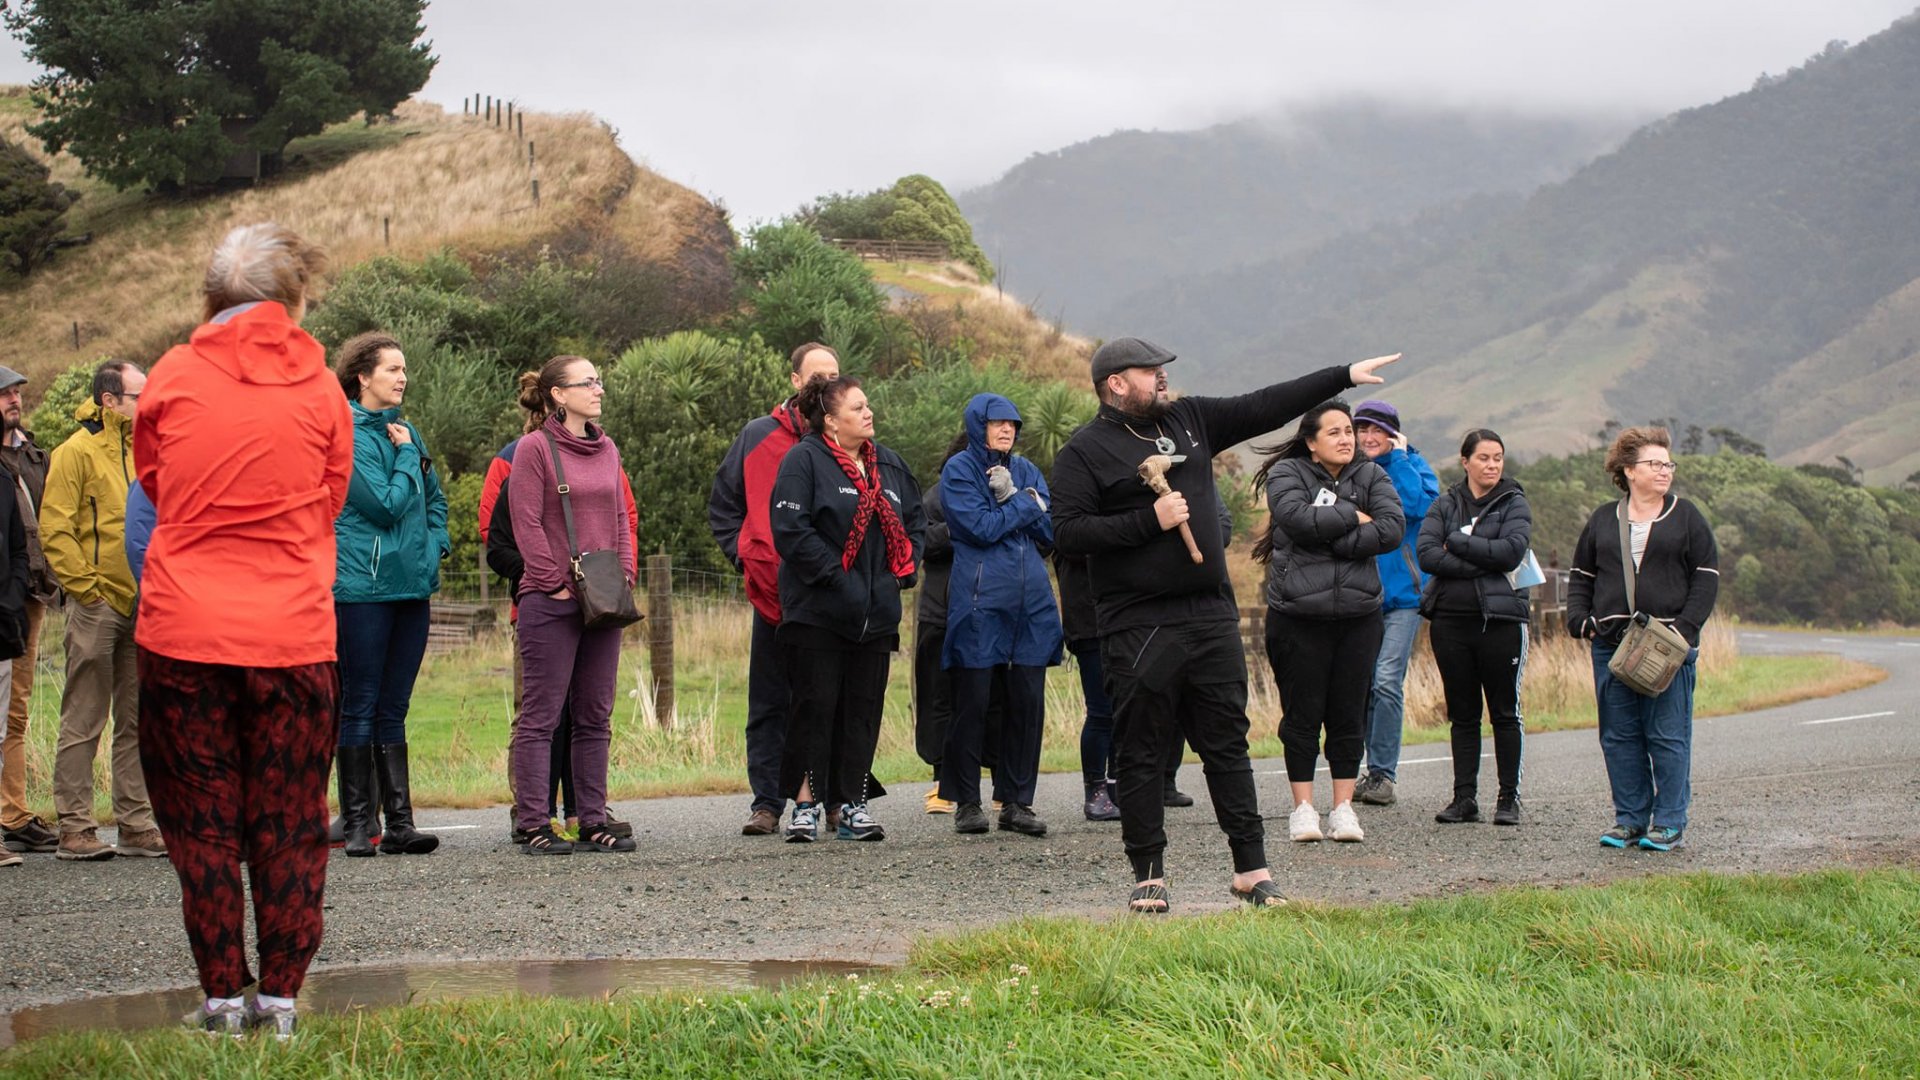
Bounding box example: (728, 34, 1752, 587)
(1634, 460, 1677, 473)
(559, 378, 604, 390)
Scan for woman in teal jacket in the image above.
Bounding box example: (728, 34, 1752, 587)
(331, 332, 449, 856)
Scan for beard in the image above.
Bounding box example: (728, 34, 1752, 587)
(1118, 387, 1171, 422)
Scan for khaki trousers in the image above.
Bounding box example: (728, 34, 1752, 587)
(0, 600, 42, 828)
(53, 599, 150, 833)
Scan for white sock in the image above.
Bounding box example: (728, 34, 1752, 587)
(256, 993, 295, 1011)
(208, 995, 244, 1012)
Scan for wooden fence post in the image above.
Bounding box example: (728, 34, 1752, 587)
(646, 552, 674, 727)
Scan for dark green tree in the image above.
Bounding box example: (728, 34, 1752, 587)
(2, 0, 436, 190)
(0, 135, 77, 274)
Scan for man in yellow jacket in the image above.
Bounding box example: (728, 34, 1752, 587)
(41, 361, 161, 861)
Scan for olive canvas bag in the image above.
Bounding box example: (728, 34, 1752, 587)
(1606, 499, 1691, 696)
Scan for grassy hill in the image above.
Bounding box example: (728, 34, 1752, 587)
(0, 90, 728, 386)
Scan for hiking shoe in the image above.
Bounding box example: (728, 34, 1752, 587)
(602, 815, 634, 840)
(1289, 802, 1323, 842)
(1638, 826, 1685, 852)
(1354, 773, 1397, 806)
(247, 1000, 298, 1041)
(3, 816, 59, 853)
(1493, 796, 1523, 826)
(924, 787, 955, 814)
(1327, 801, 1365, 842)
(183, 999, 247, 1038)
(998, 803, 1048, 837)
(1434, 797, 1481, 824)
(954, 802, 990, 835)
(1083, 786, 1121, 822)
(574, 823, 636, 852)
(1599, 824, 1646, 848)
(0, 848, 19, 868)
(116, 826, 169, 857)
(1163, 785, 1195, 808)
(836, 803, 886, 841)
(57, 828, 115, 861)
(742, 808, 779, 836)
(785, 802, 820, 844)
(521, 825, 573, 855)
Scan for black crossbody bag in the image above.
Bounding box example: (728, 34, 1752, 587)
(541, 431, 642, 630)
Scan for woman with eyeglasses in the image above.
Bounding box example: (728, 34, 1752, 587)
(507, 357, 637, 855)
(1417, 428, 1533, 828)
(1565, 427, 1718, 852)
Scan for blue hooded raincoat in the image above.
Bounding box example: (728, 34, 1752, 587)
(940, 393, 1064, 670)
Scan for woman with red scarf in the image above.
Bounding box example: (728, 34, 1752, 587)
(769, 375, 925, 844)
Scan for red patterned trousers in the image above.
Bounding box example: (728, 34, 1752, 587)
(137, 648, 339, 998)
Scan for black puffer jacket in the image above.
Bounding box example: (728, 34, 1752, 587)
(771, 435, 926, 646)
(1417, 478, 1532, 624)
(1263, 457, 1404, 618)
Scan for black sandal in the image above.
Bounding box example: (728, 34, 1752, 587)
(1127, 882, 1170, 914)
(1230, 879, 1287, 907)
(575, 824, 635, 853)
(523, 825, 572, 855)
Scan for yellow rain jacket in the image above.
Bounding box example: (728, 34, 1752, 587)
(40, 400, 136, 616)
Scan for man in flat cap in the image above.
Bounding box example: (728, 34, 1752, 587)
(0, 365, 58, 859)
(1049, 337, 1398, 912)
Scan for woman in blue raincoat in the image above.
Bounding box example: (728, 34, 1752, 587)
(938, 393, 1063, 838)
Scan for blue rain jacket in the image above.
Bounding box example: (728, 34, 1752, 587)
(940, 393, 1063, 669)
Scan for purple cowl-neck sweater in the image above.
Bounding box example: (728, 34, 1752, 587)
(509, 415, 635, 599)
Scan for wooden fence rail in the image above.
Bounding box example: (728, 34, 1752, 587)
(825, 238, 950, 262)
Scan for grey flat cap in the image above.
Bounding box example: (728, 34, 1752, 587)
(0, 366, 25, 392)
(1090, 337, 1177, 382)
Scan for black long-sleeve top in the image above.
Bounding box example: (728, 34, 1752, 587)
(1049, 364, 1353, 633)
(1565, 494, 1719, 646)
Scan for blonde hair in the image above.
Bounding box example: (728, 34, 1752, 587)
(202, 223, 328, 322)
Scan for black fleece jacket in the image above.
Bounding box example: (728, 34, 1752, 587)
(770, 434, 926, 646)
(1049, 364, 1353, 633)
(1418, 478, 1533, 624)
(1565, 494, 1719, 646)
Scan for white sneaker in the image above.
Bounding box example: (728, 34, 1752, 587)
(1289, 802, 1323, 842)
(1328, 801, 1365, 843)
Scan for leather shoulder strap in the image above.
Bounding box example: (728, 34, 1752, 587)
(1616, 498, 1635, 613)
(541, 430, 582, 567)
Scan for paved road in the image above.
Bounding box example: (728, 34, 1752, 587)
(2, 628, 1915, 1013)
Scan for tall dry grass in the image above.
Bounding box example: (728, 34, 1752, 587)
(878, 261, 1095, 385)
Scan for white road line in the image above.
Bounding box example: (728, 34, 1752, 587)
(1798, 711, 1897, 726)
(419, 824, 483, 831)
(1898, 642, 1920, 648)
(1820, 637, 1848, 644)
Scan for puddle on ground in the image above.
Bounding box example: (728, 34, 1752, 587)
(1, 957, 873, 1048)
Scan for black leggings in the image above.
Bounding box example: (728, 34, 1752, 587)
(1267, 609, 1383, 783)
(1427, 617, 1526, 800)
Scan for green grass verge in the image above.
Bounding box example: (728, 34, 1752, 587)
(5, 869, 1916, 1077)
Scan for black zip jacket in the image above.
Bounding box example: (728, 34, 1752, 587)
(771, 434, 926, 646)
(486, 483, 524, 593)
(915, 482, 953, 626)
(1050, 364, 1353, 633)
(1418, 478, 1533, 624)
(1565, 494, 1719, 646)
(1262, 456, 1404, 618)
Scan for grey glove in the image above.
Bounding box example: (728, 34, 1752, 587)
(986, 465, 1015, 503)
(1024, 487, 1048, 512)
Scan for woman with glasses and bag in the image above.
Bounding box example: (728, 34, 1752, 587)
(508, 356, 638, 855)
(1417, 428, 1533, 828)
(1565, 427, 1718, 852)
(770, 374, 924, 844)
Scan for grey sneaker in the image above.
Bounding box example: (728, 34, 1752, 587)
(835, 803, 886, 841)
(183, 999, 247, 1038)
(248, 1000, 298, 1041)
(1354, 773, 1397, 806)
(785, 802, 820, 844)
(1600, 824, 1646, 848)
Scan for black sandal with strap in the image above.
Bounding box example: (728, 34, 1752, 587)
(1127, 882, 1170, 914)
(575, 823, 636, 853)
(523, 825, 573, 855)
(1230, 879, 1287, 908)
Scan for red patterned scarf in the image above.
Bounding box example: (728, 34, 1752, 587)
(825, 436, 916, 577)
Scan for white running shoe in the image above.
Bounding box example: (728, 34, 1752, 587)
(1327, 801, 1365, 843)
(1289, 802, 1323, 842)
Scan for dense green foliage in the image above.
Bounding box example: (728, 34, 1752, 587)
(21, 358, 91, 444)
(801, 174, 996, 281)
(7, 870, 1915, 1078)
(731, 222, 892, 366)
(0, 135, 76, 274)
(2, 0, 436, 189)
(1509, 445, 1920, 626)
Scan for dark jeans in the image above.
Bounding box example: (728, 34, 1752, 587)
(1070, 638, 1114, 788)
(913, 620, 952, 768)
(511, 592, 623, 833)
(1103, 621, 1266, 883)
(1428, 617, 1527, 800)
(1592, 640, 1695, 831)
(780, 642, 890, 807)
(1267, 609, 1384, 783)
(335, 599, 431, 748)
(745, 613, 790, 814)
(941, 664, 1045, 807)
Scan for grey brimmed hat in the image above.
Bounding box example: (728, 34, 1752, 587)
(1090, 337, 1177, 383)
(0, 366, 25, 393)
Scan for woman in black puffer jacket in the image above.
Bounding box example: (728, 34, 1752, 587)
(1418, 428, 1533, 828)
(1255, 400, 1404, 845)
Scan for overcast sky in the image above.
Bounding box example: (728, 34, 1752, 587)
(4, 2, 1914, 221)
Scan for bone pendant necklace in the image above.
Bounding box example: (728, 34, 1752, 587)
(1110, 416, 1176, 456)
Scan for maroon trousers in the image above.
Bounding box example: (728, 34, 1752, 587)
(137, 648, 339, 999)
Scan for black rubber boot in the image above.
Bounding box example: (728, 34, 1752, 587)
(374, 743, 440, 855)
(337, 745, 378, 856)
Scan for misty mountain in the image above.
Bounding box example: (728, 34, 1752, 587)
(957, 103, 1635, 328)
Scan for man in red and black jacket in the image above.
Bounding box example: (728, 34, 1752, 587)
(709, 342, 841, 835)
